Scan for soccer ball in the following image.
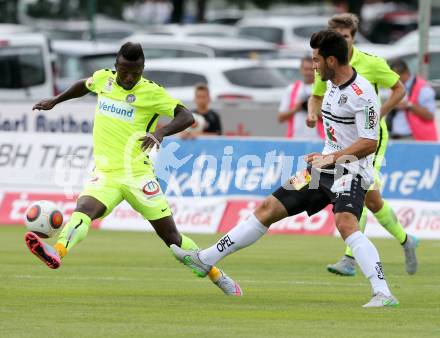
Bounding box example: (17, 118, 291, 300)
(25, 201, 64, 238)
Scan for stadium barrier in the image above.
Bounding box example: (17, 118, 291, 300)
(1, 132, 439, 238)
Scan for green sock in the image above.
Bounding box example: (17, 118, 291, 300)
(180, 234, 199, 250)
(344, 207, 367, 258)
(57, 212, 92, 252)
(374, 200, 407, 244)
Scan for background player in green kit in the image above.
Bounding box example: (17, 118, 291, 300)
(307, 13, 419, 276)
(25, 42, 243, 296)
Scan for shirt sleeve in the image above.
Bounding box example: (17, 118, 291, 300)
(278, 85, 292, 112)
(417, 86, 436, 114)
(311, 71, 327, 96)
(373, 57, 400, 89)
(203, 111, 222, 134)
(84, 69, 109, 93)
(355, 94, 380, 140)
(151, 84, 182, 118)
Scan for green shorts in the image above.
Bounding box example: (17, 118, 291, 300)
(80, 169, 171, 221)
(370, 118, 389, 190)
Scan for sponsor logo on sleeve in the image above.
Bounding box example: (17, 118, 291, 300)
(364, 106, 378, 129)
(351, 83, 363, 96)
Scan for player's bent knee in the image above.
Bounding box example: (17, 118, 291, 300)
(254, 196, 287, 226)
(335, 212, 359, 239)
(75, 196, 106, 220)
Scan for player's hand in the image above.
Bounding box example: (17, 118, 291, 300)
(138, 130, 164, 152)
(304, 152, 334, 169)
(32, 99, 57, 111)
(306, 112, 317, 128)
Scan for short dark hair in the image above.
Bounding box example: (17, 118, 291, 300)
(328, 13, 359, 37)
(116, 42, 145, 63)
(390, 59, 409, 75)
(310, 29, 348, 65)
(195, 83, 209, 93)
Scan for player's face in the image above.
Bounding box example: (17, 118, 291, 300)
(312, 49, 335, 82)
(300, 60, 314, 84)
(115, 56, 144, 90)
(195, 89, 210, 109)
(333, 27, 354, 52)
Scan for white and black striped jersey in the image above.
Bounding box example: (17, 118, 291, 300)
(321, 69, 380, 185)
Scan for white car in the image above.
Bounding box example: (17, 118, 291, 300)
(51, 40, 119, 92)
(143, 58, 288, 103)
(263, 58, 301, 82)
(394, 26, 440, 49)
(143, 24, 238, 38)
(0, 33, 55, 100)
(237, 16, 370, 56)
(124, 34, 277, 59)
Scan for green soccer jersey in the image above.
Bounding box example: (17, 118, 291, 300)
(85, 69, 180, 173)
(312, 46, 400, 97)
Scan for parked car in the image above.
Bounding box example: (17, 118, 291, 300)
(263, 58, 301, 82)
(143, 24, 238, 38)
(0, 33, 55, 100)
(51, 40, 118, 92)
(237, 16, 370, 56)
(394, 26, 440, 49)
(124, 34, 277, 59)
(37, 15, 135, 41)
(143, 58, 288, 103)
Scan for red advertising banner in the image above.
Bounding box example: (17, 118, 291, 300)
(218, 199, 335, 235)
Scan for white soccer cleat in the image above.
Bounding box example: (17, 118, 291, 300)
(362, 292, 400, 308)
(213, 270, 243, 297)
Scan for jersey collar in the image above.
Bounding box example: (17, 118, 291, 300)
(338, 67, 358, 90)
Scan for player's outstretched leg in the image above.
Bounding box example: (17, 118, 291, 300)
(24, 196, 104, 269)
(24, 232, 61, 269)
(171, 195, 283, 281)
(149, 216, 243, 296)
(327, 208, 367, 276)
(180, 234, 242, 296)
(336, 212, 399, 308)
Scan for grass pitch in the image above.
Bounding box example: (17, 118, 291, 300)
(1, 225, 439, 338)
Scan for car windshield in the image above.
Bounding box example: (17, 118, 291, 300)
(224, 67, 288, 88)
(238, 27, 284, 45)
(293, 25, 326, 38)
(143, 48, 210, 59)
(57, 54, 116, 78)
(144, 70, 208, 87)
(214, 48, 277, 59)
(274, 67, 301, 82)
(0, 46, 45, 88)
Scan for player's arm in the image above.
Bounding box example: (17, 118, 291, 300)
(278, 101, 305, 123)
(379, 79, 405, 118)
(307, 72, 327, 127)
(373, 57, 406, 118)
(307, 94, 323, 127)
(32, 79, 90, 111)
(305, 138, 377, 169)
(140, 104, 194, 151)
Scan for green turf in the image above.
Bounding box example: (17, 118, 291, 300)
(1, 225, 439, 338)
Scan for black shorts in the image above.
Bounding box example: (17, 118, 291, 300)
(272, 168, 367, 220)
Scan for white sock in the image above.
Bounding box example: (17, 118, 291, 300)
(344, 231, 391, 296)
(199, 213, 268, 266)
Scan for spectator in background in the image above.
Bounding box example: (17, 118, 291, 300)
(181, 84, 222, 139)
(278, 56, 324, 140)
(389, 59, 438, 141)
